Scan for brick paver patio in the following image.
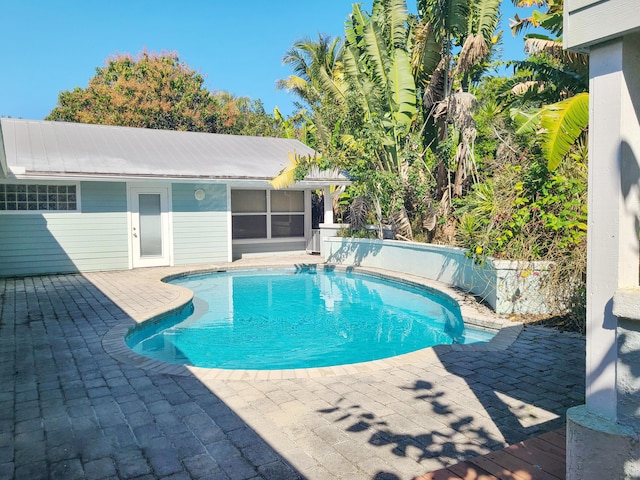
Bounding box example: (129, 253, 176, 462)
(0, 257, 585, 479)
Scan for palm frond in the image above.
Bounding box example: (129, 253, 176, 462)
(270, 152, 301, 189)
(348, 196, 370, 231)
(422, 199, 437, 231)
(423, 57, 447, 112)
(419, 0, 470, 38)
(509, 107, 543, 134)
(541, 92, 589, 170)
(411, 21, 442, 83)
(455, 33, 489, 75)
(509, 13, 535, 37)
(512, 0, 547, 6)
(524, 35, 563, 56)
(389, 208, 413, 240)
(510, 80, 545, 96)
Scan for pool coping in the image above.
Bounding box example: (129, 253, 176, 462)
(100, 262, 523, 379)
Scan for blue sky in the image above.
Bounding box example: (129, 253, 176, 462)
(1, 0, 532, 120)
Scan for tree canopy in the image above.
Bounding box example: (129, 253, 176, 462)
(47, 50, 282, 137)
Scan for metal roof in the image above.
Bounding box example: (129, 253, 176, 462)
(0, 118, 348, 185)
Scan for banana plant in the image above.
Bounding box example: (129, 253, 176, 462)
(506, 0, 589, 171)
(510, 92, 589, 170)
(541, 92, 589, 170)
(342, 0, 418, 176)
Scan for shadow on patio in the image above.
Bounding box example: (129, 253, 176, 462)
(314, 326, 584, 479)
(0, 274, 303, 480)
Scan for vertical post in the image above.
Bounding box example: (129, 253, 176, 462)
(567, 35, 640, 479)
(323, 185, 334, 225)
(585, 36, 640, 418)
(585, 40, 625, 418)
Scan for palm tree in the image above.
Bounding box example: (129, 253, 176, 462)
(412, 0, 502, 204)
(277, 34, 347, 109)
(277, 34, 349, 155)
(510, 0, 563, 37)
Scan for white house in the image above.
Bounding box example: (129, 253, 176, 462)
(0, 118, 348, 276)
(564, 1, 640, 478)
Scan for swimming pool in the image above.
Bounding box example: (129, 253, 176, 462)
(126, 267, 495, 370)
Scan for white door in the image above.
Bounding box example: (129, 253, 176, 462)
(130, 186, 171, 268)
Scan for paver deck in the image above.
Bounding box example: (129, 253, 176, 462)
(0, 256, 585, 479)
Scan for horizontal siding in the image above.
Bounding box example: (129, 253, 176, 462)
(0, 187, 129, 277)
(0, 213, 129, 276)
(172, 183, 227, 212)
(81, 181, 127, 213)
(171, 183, 229, 265)
(172, 211, 229, 265)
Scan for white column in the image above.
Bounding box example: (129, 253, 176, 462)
(323, 185, 334, 225)
(586, 36, 640, 418)
(586, 40, 623, 418)
(567, 33, 640, 480)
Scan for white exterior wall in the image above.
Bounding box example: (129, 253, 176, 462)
(565, 2, 640, 474)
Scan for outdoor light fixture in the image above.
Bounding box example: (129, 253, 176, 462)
(194, 189, 206, 201)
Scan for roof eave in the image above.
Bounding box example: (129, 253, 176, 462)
(5, 170, 351, 188)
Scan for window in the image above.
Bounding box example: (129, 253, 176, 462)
(231, 190, 304, 239)
(0, 184, 78, 212)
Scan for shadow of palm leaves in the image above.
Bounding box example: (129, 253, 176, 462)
(316, 328, 584, 477)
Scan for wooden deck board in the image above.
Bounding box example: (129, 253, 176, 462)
(414, 429, 566, 480)
(468, 454, 535, 480)
(449, 460, 502, 479)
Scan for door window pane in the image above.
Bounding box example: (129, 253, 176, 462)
(231, 190, 267, 213)
(139, 194, 162, 256)
(271, 214, 304, 237)
(271, 190, 304, 212)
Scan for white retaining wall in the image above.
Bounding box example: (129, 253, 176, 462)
(324, 237, 552, 315)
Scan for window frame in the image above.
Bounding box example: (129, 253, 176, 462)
(231, 189, 305, 241)
(0, 181, 81, 214)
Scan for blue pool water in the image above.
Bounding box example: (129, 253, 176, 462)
(126, 268, 495, 370)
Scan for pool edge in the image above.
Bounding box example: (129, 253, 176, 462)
(101, 262, 522, 379)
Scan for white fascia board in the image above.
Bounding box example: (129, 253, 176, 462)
(3, 172, 273, 185)
(564, 0, 640, 51)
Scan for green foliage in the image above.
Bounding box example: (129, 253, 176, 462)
(275, 0, 587, 322)
(455, 158, 586, 256)
(342, 0, 418, 174)
(540, 92, 589, 170)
